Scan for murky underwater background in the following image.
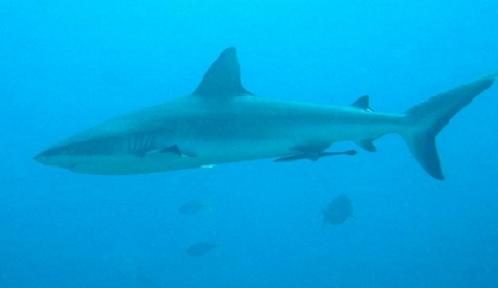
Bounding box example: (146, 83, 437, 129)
(1, 0, 498, 287)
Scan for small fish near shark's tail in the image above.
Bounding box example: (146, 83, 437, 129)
(400, 75, 496, 180)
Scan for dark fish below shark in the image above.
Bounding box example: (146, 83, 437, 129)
(186, 242, 218, 257)
(35, 47, 496, 180)
(179, 200, 211, 215)
(322, 194, 354, 226)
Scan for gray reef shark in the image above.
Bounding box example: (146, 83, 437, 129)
(35, 47, 496, 180)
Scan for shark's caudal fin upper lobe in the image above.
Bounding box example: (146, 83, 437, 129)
(401, 75, 496, 180)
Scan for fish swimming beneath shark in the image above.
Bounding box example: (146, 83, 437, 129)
(35, 47, 496, 180)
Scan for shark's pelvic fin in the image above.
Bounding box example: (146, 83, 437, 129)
(356, 139, 377, 152)
(143, 145, 197, 158)
(401, 77, 495, 180)
(193, 47, 252, 98)
(351, 95, 372, 111)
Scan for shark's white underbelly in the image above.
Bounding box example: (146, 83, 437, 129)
(67, 138, 297, 175)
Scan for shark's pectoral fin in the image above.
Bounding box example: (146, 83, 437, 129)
(159, 145, 198, 158)
(139, 145, 197, 158)
(158, 145, 182, 156)
(356, 139, 377, 152)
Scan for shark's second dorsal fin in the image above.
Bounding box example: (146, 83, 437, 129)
(352, 95, 372, 111)
(193, 47, 252, 99)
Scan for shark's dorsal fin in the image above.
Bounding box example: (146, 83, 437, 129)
(352, 95, 372, 111)
(193, 47, 252, 99)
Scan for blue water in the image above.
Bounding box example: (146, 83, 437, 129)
(2, 0, 498, 287)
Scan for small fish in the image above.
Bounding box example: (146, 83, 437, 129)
(186, 242, 218, 257)
(178, 200, 210, 215)
(322, 194, 354, 226)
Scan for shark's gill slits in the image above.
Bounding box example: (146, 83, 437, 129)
(128, 134, 155, 156)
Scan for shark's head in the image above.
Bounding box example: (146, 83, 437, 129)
(34, 132, 203, 175)
(34, 140, 100, 172)
(34, 139, 135, 174)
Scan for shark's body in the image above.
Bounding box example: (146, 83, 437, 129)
(35, 48, 496, 179)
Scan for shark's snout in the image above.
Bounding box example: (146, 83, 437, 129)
(34, 147, 59, 166)
(34, 145, 76, 169)
(34, 148, 55, 160)
(33, 151, 46, 164)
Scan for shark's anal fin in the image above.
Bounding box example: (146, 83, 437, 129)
(351, 95, 373, 112)
(193, 47, 252, 99)
(356, 139, 377, 152)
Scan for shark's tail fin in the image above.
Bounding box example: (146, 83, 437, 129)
(401, 76, 495, 180)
